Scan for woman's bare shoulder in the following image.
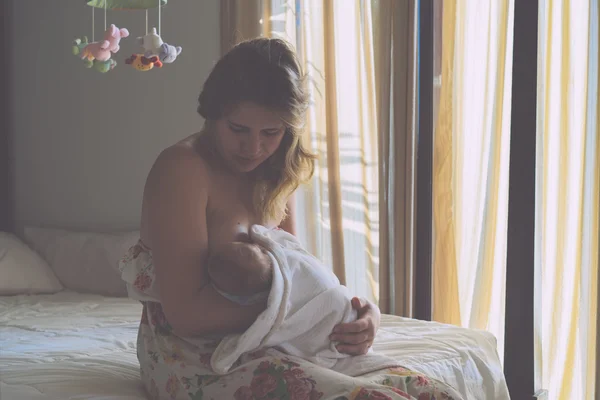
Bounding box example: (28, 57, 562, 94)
(140, 134, 212, 247)
(147, 134, 213, 186)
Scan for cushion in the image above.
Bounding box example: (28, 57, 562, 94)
(23, 227, 139, 297)
(0, 232, 64, 295)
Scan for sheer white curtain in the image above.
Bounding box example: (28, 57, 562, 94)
(432, 0, 514, 362)
(281, 0, 380, 303)
(221, 0, 419, 313)
(276, 0, 417, 311)
(535, 0, 600, 398)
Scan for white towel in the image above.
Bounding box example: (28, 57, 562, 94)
(210, 225, 401, 376)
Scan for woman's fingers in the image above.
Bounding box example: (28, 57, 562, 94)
(351, 296, 363, 310)
(336, 341, 371, 355)
(333, 318, 370, 334)
(330, 331, 370, 344)
(331, 297, 378, 356)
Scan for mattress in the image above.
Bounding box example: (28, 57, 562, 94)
(0, 292, 145, 400)
(0, 292, 509, 400)
(375, 316, 510, 399)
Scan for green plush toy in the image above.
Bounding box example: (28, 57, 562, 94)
(94, 59, 117, 73)
(72, 36, 116, 72)
(72, 36, 88, 56)
(72, 37, 93, 68)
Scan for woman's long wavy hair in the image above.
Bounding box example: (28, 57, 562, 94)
(197, 37, 316, 223)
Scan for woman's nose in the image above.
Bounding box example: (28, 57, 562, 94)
(242, 134, 261, 155)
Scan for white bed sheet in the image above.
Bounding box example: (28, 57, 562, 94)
(374, 315, 509, 399)
(0, 292, 509, 400)
(0, 292, 146, 400)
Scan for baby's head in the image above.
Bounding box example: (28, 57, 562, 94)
(207, 241, 273, 296)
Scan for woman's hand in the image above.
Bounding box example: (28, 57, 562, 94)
(329, 297, 381, 355)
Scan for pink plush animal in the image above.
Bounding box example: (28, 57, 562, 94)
(81, 24, 129, 62)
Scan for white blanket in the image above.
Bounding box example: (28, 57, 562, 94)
(210, 225, 401, 376)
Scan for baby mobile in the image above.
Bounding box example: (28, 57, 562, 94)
(71, 0, 182, 73)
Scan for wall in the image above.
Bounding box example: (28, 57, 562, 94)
(1, 0, 13, 232)
(9, 0, 219, 232)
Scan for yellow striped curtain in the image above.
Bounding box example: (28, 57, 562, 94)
(220, 0, 417, 313)
(432, 0, 514, 361)
(535, 0, 600, 398)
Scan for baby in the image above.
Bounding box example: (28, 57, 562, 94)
(206, 227, 379, 374)
(206, 241, 273, 306)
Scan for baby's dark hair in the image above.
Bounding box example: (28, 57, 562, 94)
(206, 242, 272, 293)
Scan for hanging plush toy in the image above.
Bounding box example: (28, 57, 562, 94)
(94, 59, 118, 73)
(135, 27, 183, 64)
(72, 36, 91, 66)
(133, 0, 182, 67)
(72, 37, 117, 73)
(72, 37, 89, 55)
(125, 54, 163, 71)
(80, 24, 129, 62)
(137, 27, 164, 58)
(72, 0, 180, 73)
(157, 43, 182, 63)
(71, 0, 129, 73)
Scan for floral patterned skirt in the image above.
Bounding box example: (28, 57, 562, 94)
(137, 302, 462, 400)
(119, 240, 462, 400)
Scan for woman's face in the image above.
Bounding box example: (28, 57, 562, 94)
(214, 102, 286, 173)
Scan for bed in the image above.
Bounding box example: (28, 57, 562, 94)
(0, 228, 510, 400)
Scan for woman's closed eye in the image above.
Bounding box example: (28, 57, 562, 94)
(262, 129, 281, 137)
(229, 123, 249, 133)
(228, 121, 282, 137)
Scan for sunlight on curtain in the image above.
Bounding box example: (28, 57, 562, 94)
(220, 0, 270, 54)
(432, 0, 514, 363)
(535, 0, 600, 398)
(269, 0, 380, 303)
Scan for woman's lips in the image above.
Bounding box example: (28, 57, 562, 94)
(237, 155, 260, 162)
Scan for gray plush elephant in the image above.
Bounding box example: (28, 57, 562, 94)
(158, 43, 182, 63)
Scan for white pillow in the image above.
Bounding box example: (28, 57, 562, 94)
(23, 227, 140, 297)
(0, 232, 64, 295)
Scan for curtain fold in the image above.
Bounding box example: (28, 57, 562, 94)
(257, 0, 416, 311)
(432, 0, 514, 362)
(372, 0, 392, 313)
(373, 0, 417, 316)
(220, 0, 269, 55)
(432, 0, 460, 326)
(535, 0, 599, 398)
(292, 0, 380, 303)
(320, 0, 346, 285)
(221, 0, 418, 313)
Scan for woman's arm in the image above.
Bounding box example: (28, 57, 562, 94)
(279, 193, 297, 235)
(144, 147, 265, 337)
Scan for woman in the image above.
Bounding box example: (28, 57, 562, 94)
(142, 36, 380, 347)
(121, 37, 460, 400)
